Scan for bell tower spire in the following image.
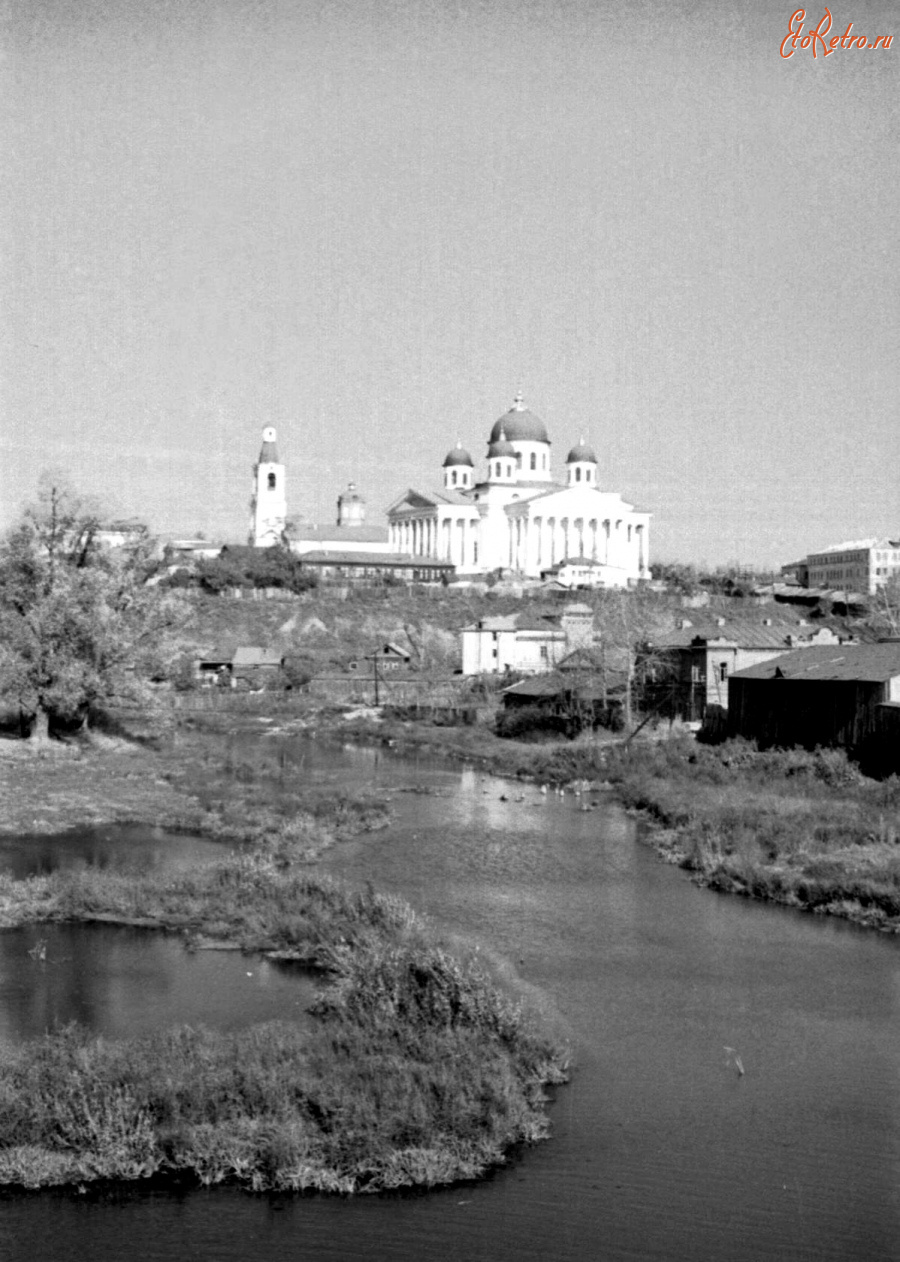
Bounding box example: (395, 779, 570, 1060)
(250, 426, 287, 546)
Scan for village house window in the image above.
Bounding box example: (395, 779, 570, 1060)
(267, 473, 276, 490)
(719, 663, 728, 682)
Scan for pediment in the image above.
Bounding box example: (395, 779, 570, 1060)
(386, 488, 440, 515)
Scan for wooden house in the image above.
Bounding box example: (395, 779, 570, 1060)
(231, 646, 284, 689)
(648, 612, 850, 720)
(727, 642, 900, 751)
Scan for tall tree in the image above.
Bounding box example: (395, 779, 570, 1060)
(0, 476, 176, 741)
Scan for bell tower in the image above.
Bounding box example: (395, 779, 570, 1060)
(250, 426, 287, 546)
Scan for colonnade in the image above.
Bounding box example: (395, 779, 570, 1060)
(506, 515, 648, 577)
(389, 512, 647, 578)
(389, 514, 480, 569)
(389, 517, 439, 557)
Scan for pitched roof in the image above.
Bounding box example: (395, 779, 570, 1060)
(730, 642, 900, 683)
(299, 550, 453, 568)
(502, 673, 625, 701)
(233, 646, 283, 668)
(655, 610, 832, 650)
(290, 525, 389, 543)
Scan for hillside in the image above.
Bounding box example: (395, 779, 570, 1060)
(173, 587, 541, 674)
(170, 586, 856, 679)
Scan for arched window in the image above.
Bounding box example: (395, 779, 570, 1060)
(586, 468, 592, 482)
(495, 462, 501, 478)
(575, 467, 581, 482)
(530, 452, 536, 471)
(451, 470, 457, 486)
(267, 473, 276, 490)
(507, 463, 512, 478)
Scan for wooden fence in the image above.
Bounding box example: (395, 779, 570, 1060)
(165, 674, 475, 713)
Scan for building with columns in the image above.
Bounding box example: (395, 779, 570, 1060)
(386, 394, 650, 584)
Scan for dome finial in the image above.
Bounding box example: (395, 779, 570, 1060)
(512, 390, 525, 411)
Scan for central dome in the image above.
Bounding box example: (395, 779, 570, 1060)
(488, 393, 550, 445)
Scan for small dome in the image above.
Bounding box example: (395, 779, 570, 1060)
(488, 392, 549, 445)
(442, 442, 474, 468)
(488, 429, 517, 459)
(566, 440, 597, 464)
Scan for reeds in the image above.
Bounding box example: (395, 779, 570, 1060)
(0, 861, 567, 1192)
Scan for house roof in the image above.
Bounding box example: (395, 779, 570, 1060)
(463, 612, 565, 635)
(655, 610, 833, 650)
(730, 642, 900, 683)
(300, 550, 453, 569)
(289, 525, 389, 543)
(544, 556, 606, 571)
(502, 673, 625, 701)
(367, 642, 411, 659)
(233, 647, 283, 668)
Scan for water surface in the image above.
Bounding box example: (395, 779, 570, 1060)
(0, 823, 232, 879)
(0, 736, 898, 1262)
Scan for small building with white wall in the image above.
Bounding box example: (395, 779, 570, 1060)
(460, 603, 596, 675)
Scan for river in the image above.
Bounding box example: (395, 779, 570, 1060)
(1, 736, 898, 1261)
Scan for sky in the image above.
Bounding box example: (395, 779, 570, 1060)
(2, 0, 898, 568)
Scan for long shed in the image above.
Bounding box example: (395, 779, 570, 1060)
(727, 642, 900, 750)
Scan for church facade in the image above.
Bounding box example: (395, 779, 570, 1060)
(386, 394, 650, 585)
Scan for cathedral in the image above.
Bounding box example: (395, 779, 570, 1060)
(386, 393, 650, 584)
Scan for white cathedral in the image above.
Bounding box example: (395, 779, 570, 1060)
(249, 394, 650, 584)
(385, 393, 650, 584)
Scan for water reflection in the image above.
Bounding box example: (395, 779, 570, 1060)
(1, 735, 898, 1262)
(0, 923, 317, 1045)
(0, 824, 233, 879)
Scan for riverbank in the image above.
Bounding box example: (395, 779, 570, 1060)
(0, 856, 566, 1192)
(0, 730, 388, 858)
(289, 709, 900, 935)
(604, 738, 900, 932)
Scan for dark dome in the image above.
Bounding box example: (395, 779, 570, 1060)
(442, 444, 474, 468)
(488, 393, 550, 445)
(488, 436, 517, 459)
(566, 442, 597, 464)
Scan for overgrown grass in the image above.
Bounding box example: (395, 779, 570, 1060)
(0, 858, 567, 1192)
(598, 739, 900, 930)
(0, 729, 389, 853)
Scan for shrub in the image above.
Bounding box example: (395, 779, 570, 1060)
(495, 704, 568, 741)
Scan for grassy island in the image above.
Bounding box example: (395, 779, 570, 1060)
(0, 856, 567, 1192)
